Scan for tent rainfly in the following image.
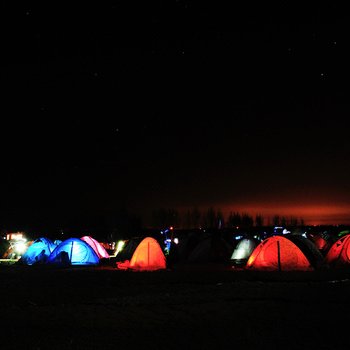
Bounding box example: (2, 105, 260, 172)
(20, 237, 57, 265)
(325, 234, 350, 268)
(230, 237, 259, 266)
(48, 238, 100, 266)
(246, 235, 314, 271)
(81, 236, 110, 259)
(117, 237, 166, 271)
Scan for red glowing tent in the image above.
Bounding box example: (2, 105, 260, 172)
(308, 232, 333, 255)
(81, 236, 110, 259)
(325, 234, 350, 268)
(117, 237, 166, 271)
(246, 235, 313, 271)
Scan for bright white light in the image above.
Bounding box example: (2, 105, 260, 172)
(173, 238, 179, 244)
(15, 242, 27, 254)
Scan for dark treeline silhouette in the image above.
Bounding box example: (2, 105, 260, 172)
(151, 207, 305, 230)
(1, 206, 306, 243)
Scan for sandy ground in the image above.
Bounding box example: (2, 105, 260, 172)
(1, 263, 350, 350)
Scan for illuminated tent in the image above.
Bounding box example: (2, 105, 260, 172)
(246, 235, 316, 271)
(307, 232, 333, 255)
(187, 235, 232, 263)
(325, 234, 350, 268)
(115, 237, 143, 262)
(48, 238, 99, 266)
(288, 235, 325, 269)
(20, 237, 57, 265)
(117, 237, 166, 271)
(81, 236, 110, 259)
(230, 237, 259, 266)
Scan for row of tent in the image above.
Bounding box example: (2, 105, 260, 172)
(231, 233, 350, 271)
(19, 236, 110, 266)
(115, 232, 350, 271)
(17, 236, 167, 271)
(9, 232, 350, 272)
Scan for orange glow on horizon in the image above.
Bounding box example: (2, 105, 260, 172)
(176, 202, 350, 226)
(221, 203, 350, 226)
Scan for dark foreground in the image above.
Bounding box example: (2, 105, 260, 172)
(1, 263, 350, 350)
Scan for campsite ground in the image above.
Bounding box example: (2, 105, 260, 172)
(1, 263, 350, 350)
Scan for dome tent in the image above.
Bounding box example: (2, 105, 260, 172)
(325, 234, 350, 268)
(81, 235, 110, 259)
(114, 237, 143, 262)
(287, 235, 325, 270)
(175, 231, 202, 263)
(48, 238, 99, 266)
(20, 237, 57, 265)
(307, 231, 334, 255)
(187, 233, 232, 263)
(117, 237, 166, 271)
(246, 235, 315, 271)
(230, 237, 260, 266)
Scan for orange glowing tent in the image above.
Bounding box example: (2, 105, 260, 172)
(325, 234, 350, 268)
(246, 235, 314, 271)
(123, 237, 166, 271)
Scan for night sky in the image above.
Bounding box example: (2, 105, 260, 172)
(2, 1, 350, 234)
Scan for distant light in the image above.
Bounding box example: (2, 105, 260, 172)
(6, 233, 24, 241)
(170, 226, 174, 230)
(166, 239, 171, 243)
(173, 238, 179, 244)
(282, 229, 290, 234)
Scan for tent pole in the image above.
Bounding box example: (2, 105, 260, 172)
(148, 241, 150, 266)
(277, 240, 281, 272)
(70, 241, 74, 264)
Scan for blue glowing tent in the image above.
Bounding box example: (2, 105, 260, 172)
(20, 237, 57, 265)
(48, 238, 100, 266)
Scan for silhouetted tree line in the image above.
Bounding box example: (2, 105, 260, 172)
(151, 207, 305, 229)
